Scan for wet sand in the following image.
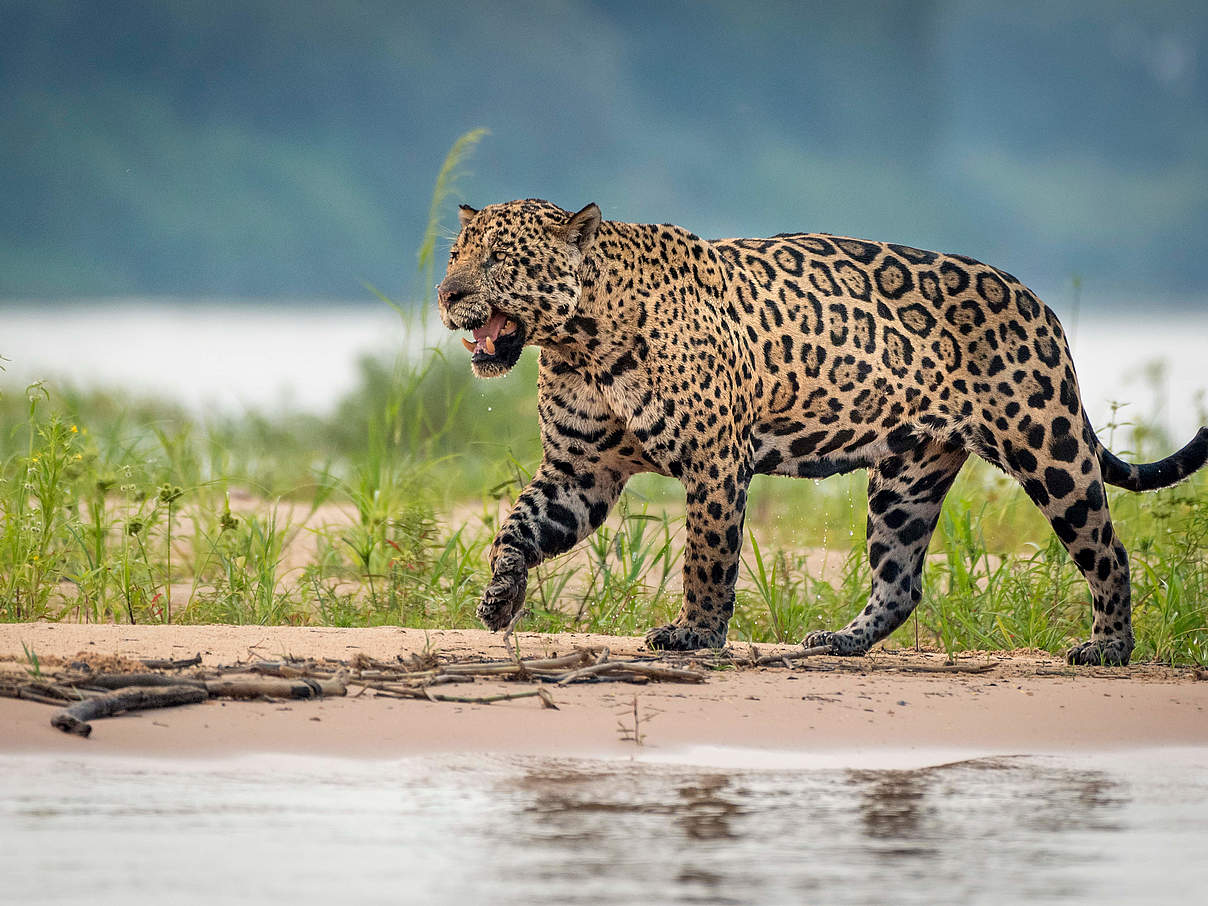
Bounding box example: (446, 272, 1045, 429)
(2, 622, 1206, 760)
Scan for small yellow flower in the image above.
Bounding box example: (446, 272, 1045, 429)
(70, 425, 78, 433)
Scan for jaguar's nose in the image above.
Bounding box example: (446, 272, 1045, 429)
(436, 278, 469, 308)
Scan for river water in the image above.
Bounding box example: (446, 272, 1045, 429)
(2, 747, 1206, 905)
(1, 302, 1205, 441)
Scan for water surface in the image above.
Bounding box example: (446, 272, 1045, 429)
(2, 303, 1205, 441)
(2, 748, 1205, 905)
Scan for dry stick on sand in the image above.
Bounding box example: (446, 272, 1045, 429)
(674, 642, 831, 669)
(8, 684, 82, 707)
(368, 683, 559, 708)
(203, 672, 348, 700)
(749, 644, 833, 666)
(1, 678, 98, 703)
(51, 685, 209, 737)
(139, 654, 203, 670)
(1031, 666, 1134, 679)
(81, 673, 206, 690)
(846, 660, 997, 675)
(737, 655, 999, 675)
(426, 686, 559, 709)
(70, 671, 350, 698)
(440, 651, 595, 675)
(47, 671, 348, 736)
(556, 661, 706, 685)
(710, 643, 997, 674)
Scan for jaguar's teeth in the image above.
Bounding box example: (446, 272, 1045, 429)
(484, 336, 496, 355)
(500, 319, 516, 335)
(461, 337, 475, 352)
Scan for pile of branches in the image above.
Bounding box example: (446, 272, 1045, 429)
(347, 646, 705, 700)
(1, 642, 1003, 738)
(0, 653, 351, 737)
(709, 644, 998, 674)
(0, 646, 706, 738)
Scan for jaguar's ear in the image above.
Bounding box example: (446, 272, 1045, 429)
(457, 204, 478, 229)
(561, 203, 601, 252)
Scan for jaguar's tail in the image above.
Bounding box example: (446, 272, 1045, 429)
(1095, 424, 1208, 492)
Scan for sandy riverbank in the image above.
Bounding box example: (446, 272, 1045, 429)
(2, 623, 1205, 760)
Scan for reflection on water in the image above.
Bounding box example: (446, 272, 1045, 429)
(857, 768, 940, 854)
(2, 750, 1206, 905)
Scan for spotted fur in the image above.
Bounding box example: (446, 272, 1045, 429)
(438, 199, 1208, 665)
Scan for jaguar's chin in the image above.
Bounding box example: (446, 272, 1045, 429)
(471, 353, 521, 378)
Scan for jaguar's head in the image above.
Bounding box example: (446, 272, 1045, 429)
(437, 199, 601, 378)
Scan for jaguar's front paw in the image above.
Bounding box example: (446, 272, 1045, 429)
(478, 552, 528, 631)
(1065, 638, 1133, 667)
(802, 629, 868, 656)
(645, 623, 727, 651)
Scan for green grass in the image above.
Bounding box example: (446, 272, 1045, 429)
(2, 353, 1205, 664)
(2, 133, 1205, 664)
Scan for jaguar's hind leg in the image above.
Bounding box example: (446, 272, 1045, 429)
(1005, 425, 1134, 665)
(805, 440, 968, 655)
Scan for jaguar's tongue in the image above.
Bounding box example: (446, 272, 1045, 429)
(473, 310, 509, 344)
(466, 310, 510, 355)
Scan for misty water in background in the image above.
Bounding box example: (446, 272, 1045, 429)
(3, 749, 1207, 905)
(1, 302, 1205, 444)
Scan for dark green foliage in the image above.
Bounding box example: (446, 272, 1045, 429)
(3, 2, 1208, 298)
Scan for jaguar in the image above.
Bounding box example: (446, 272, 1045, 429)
(437, 199, 1207, 665)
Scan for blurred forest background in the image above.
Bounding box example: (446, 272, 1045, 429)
(2, 0, 1206, 306)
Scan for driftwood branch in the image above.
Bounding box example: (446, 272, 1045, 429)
(50, 685, 209, 737)
(83, 673, 205, 690)
(1032, 666, 1132, 679)
(1, 679, 108, 703)
(440, 650, 594, 676)
(888, 661, 997, 674)
(247, 661, 322, 679)
(139, 654, 203, 670)
(750, 644, 833, 666)
(783, 658, 998, 675)
(556, 661, 706, 685)
(370, 685, 558, 707)
(41, 666, 346, 736)
(693, 644, 997, 675)
(426, 687, 558, 708)
(17, 688, 74, 707)
(204, 672, 347, 699)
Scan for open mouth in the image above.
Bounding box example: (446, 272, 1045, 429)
(459, 308, 519, 356)
(457, 307, 525, 374)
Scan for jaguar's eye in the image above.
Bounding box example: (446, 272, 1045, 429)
(490, 250, 507, 263)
